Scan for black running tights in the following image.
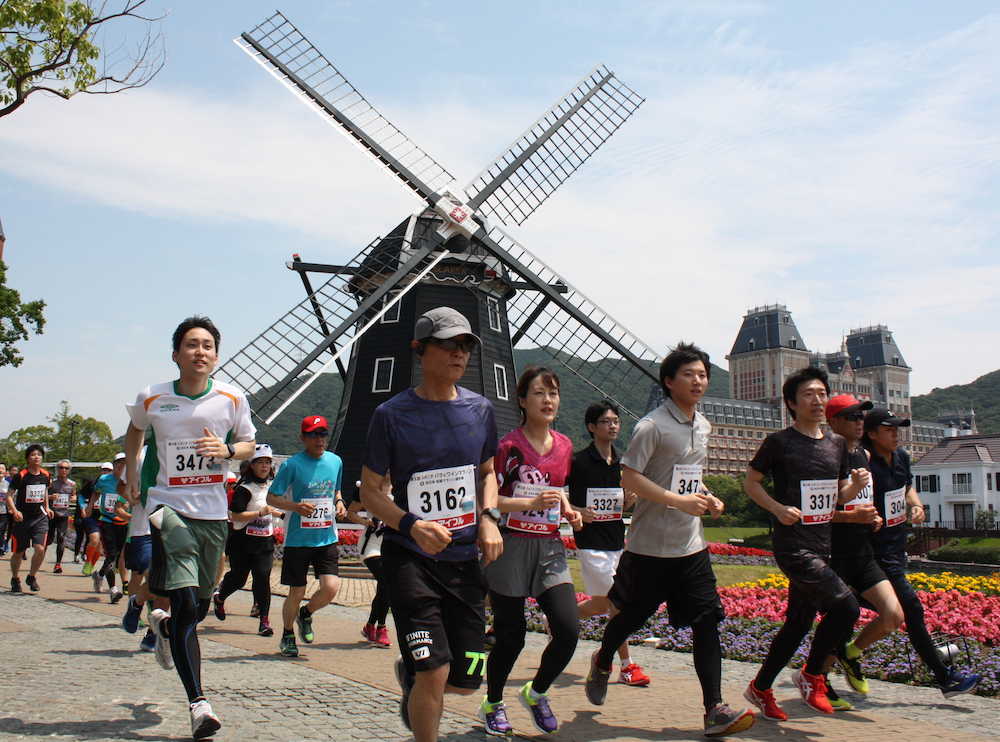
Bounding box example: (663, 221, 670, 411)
(364, 556, 391, 626)
(887, 571, 948, 682)
(165, 586, 211, 703)
(218, 548, 273, 619)
(486, 583, 579, 702)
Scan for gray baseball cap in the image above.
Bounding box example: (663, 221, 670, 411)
(413, 307, 481, 344)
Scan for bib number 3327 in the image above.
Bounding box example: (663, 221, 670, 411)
(406, 464, 477, 532)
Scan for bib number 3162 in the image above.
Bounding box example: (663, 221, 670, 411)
(406, 465, 477, 532)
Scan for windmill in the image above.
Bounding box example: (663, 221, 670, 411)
(218, 11, 663, 489)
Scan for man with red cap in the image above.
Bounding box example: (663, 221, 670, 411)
(267, 414, 346, 657)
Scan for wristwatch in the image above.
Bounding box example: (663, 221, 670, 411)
(225, 443, 235, 459)
(481, 507, 501, 524)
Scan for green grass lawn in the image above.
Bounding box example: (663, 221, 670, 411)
(568, 559, 776, 593)
(702, 526, 768, 543)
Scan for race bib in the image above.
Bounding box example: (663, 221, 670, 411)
(52, 492, 70, 509)
(301, 497, 333, 529)
(103, 491, 120, 514)
(800, 479, 837, 524)
(0, 499, 7, 514)
(25, 484, 46, 504)
(670, 464, 704, 496)
(406, 464, 477, 532)
(843, 482, 872, 511)
(884, 486, 907, 528)
(167, 439, 223, 487)
(246, 515, 273, 537)
(586, 487, 624, 522)
(504, 482, 561, 535)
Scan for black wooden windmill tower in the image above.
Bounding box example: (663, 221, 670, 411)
(217, 11, 663, 489)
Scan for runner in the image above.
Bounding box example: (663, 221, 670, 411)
(584, 343, 755, 738)
(569, 400, 649, 687)
(360, 306, 503, 742)
(348, 486, 392, 648)
(862, 408, 983, 697)
(215, 444, 279, 637)
(267, 418, 345, 656)
(822, 395, 904, 709)
(743, 366, 869, 720)
(79, 467, 107, 577)
(47, 459, 76, 574)
(124, 315, 256, 740)
(5, 444, 53, 593)
(121, 445, 161, 652)
(0, 463, 10, 556)
(92, 453, 129, 602)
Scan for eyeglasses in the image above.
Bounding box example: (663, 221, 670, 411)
(596, 418, 621, 427)
(840, 412, 865, 422)
(303, 431, 329, 438)
(57, 466, 70, 470)
(428, 337, 477, 353)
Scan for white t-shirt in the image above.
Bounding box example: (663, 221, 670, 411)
(126, 379, 256, 520)
(127, 448, 150, 537)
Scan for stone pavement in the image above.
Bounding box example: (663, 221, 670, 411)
(0, 558, 996, 741)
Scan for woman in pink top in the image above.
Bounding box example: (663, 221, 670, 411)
(480, 366, 582, 736)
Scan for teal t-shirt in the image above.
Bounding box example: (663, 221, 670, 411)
(271, 451, 343, 548)
(95, 473, 126, 523)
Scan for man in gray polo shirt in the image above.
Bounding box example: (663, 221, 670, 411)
(584, 343, 755, 739)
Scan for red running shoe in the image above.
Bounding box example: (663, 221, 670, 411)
(792, 670, 834, 714)
(53, 564, 63, 574)
(375, 625, 391, 648)
(361, 623, 376, 643)
(618, 663, 651, 686)
(743, 680, 788, 722)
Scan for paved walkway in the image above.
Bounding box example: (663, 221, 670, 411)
(0, 557, 995, 740)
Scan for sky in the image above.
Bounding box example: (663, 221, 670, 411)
(1, 0, 999, 438)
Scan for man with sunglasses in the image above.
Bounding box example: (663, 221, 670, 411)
(47, 459, 76, 574)
(267, 415, 346, 657)
(361, 306, 503, 742)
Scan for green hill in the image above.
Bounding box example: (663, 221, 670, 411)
(251, 348, 730, 453)
(911, 369, 1000, 434)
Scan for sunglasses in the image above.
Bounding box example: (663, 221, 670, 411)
(428, 337, 477, 353)
(303, 430, 329, 438)
(840, 412, 865, 422)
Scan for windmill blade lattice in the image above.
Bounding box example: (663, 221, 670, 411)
(237, 11, 454, 204)
(480, 227, 661, 420)
(465, 65, 644, 227)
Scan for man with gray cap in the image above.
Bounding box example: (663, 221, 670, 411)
(361, 306, 503, 742)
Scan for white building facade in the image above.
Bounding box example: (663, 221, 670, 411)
(912, 434, 1000, 528)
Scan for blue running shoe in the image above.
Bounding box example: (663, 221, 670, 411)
(122, 595, 142, 634)
(478, 698, 514, 737)
(939, 668, 981, 698)
(139, 629, 157, 652)
(518, 682, 558, 734)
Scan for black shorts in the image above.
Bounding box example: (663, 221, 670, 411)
(775, 549, 853, 614)
(381, 540, 486, 689)
(126, 534, 153, 573)
(608, 548, 724, 628)
(280, 543, 339, 587)
(830, 554, 888, 596)
(11, 517, 48, 553)
(81, 517, 101, 536)
(47, 515, 69, 543)
(99, 522, 128, 561)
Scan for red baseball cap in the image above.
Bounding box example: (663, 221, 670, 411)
(825, 394, 874, 421)
(301, 415, 329, 433)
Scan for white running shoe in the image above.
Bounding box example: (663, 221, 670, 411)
(91, 572, 102, 593)
(190, 699, 221, 739)
(148, 609, 174, 670)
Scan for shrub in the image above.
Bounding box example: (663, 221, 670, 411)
(930, 539, 1000, 565)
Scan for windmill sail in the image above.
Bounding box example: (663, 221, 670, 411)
(465, 65, 644, 227)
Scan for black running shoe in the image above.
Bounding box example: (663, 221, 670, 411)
(25, 575, 39, 592)
(395, 658, 414, 730)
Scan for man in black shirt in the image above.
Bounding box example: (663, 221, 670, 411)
(5, 444, 54, 593)
(743, 368, 869, 720)
(568, 401, 649, 686)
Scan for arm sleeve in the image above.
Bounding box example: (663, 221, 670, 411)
(230, 486, 252, 513)
(567, 452, 585, 507)
(270, 460, 292, 497)
(620, 419, 659, 474)
(363, 406, 392, 477)
(748, 434, 776, 477)
(481, 402, 498, 464)
(231, 391, 257, 443)
(838, 438, 850, 480)
(335, 456, 343, 493)
(126, 388, 152, 431)
(8, 472, 21, 495)
(900, 449, 913, 486)
(493, 438, 514, 496)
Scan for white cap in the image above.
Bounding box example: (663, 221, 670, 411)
(99, 462, 113, 470)
(113, 452, 127, 462)
(226, 471, 238, 482)
(251, 444, 273, 462)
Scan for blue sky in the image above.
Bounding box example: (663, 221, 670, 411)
(2, 1, 998, 437)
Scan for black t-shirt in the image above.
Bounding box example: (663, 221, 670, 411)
(749, 427, 849, 557)
(567, 443, 626, 552)
(831, 446, 874, 559)
(8, 469, 52, 521)
(868, 446, 913, 558)
(227, 482, 274, 553)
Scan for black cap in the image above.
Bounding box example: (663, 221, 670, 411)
(864, 408, 911, 433)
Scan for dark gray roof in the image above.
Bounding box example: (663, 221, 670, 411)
(913, 434, 1000, 467)
(845, 325, 909, 370)
(811, 351, 848, 375)
(729, 304, 808, 355)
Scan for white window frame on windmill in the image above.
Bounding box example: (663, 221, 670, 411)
(487, 296, 501, 332)
(372, 357, 395, 393)
(494, 364, 509, 401)
(380, 291, 401, 324)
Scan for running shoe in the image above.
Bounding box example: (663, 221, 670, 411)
(258, 617, 274, 637)
(72, 555, 80, 564)
(836, 642, 869, 694)
(26, 574, 39, 592)
(53, 563, 63, 574)
(297, 606, 314, 643)
(91, 571, 102, 593)
(279, 632, 299, 657)
(824, 676, 854, 711)
(82, 561, 94, 576)
(395, 657, 414, 731)
(478, 698, 514, 737)
(743, 680, 787, 722)
(249, 601, 260, 618)
(361, 622, 376, 643)
(10, 577, 21, 594)
(518, 682, 558, 734)
(189, 699, 222, 740)
(584, 650, 612, 706)
(122, 595, 143, 634)
(109, 586, 124, 604)
(139, 629, 157, 652)
(938, 668, 982, 698)
(792, 669, 834, 714)
(704, 703, 756, 737)
(213, 593, 226, 621)
(375, 625, 391, 648)
(618, 663, 651, 686)
(148, 609, 174, 670)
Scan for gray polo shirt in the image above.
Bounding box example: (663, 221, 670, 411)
(621, 397, 709, 558)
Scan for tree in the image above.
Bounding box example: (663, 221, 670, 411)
(0, 258, 45, 367)
(0, 0, 165, 119)
(0, 400, 119, 466)
(705, 473, 770, 527)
